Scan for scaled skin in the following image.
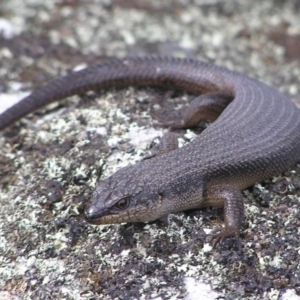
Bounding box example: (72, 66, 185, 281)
(1, 57, 300, 245)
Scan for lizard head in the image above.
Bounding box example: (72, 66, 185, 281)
(84, 165, 164, 224)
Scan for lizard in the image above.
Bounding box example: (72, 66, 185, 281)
(1, 57, 300, 245)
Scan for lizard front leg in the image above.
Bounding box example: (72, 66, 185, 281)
(203, 184, 245, 247)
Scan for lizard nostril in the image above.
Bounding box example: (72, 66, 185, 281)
(84, 204, 109, 225)
(84, 205, 97, 222)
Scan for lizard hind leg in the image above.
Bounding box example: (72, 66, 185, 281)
(142, 131, 179, 160)
(153, 92, 233, 130)
(145, 92, 233, 160)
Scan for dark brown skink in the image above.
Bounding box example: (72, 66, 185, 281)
(1, 57, 300, 245)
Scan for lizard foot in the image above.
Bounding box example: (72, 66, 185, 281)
(211, 227, 241, 249)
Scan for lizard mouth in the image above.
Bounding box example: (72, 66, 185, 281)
(84, 204, 132, 224)
(84, 205, 114, 224)
(84, 204, 154, 224)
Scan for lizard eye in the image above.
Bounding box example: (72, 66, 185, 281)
(115, 197, 130, 210)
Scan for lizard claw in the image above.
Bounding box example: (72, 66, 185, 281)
(211, 227, 240, 249)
